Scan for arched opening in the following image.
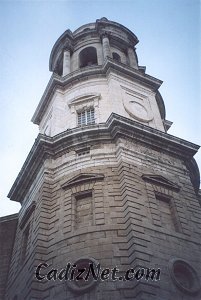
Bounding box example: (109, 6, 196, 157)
(79, 47, 98, 68)
(112, 52, 121, 62)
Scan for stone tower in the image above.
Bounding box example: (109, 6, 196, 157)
(4, 18, 201, 299)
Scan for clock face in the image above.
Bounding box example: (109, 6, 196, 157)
(123, 93, 153, 123)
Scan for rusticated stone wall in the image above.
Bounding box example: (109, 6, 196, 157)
(0, 214, 18, 300)
(5, 135, 201, 299)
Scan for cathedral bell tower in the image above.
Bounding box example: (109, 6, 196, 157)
(6, 18, 201, 300)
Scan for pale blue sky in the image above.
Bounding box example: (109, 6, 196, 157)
(0, 0, 200, 216)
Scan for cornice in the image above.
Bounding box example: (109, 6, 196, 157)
(31, 58, 163, 125)
(0, 213, 18, 223)
(9, 114, 200, 203)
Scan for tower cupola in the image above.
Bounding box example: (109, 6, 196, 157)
(49, 17, 139, 75)
(32, 18, 168, 137)
(5, 18, 201, 300)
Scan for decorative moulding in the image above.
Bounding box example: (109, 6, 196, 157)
(142, 174, 180, 192)
(121, 85, 153, 123)
(9, 113, 199, 203)
(68, 93, 101, 107)
(61, 173, 105, 189)
(68, 93, 101, 116)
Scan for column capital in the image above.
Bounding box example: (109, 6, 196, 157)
(100, 31, 110, 40)
(63, 38, 73, 52)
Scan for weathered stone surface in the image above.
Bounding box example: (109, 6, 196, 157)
(0, 214, 18, 300)
(2, 18, 201, 300)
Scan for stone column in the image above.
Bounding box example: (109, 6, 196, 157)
(62, 49, 71, 76)
(127, 47, 138, 69)
(102, 34, 111, 60)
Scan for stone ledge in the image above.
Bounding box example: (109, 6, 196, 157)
(8, 113, 200, 203)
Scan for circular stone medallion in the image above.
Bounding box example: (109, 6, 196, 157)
(123, 96, 153, 122)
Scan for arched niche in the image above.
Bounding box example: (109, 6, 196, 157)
(112, 52, 121, 62)
(79, 46, 98, 68)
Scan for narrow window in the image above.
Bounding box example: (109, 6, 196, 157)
(77, 108, 95, 126)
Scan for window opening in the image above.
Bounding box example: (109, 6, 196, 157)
(169, 258, 201, 294)
(77, 108, 95, 126)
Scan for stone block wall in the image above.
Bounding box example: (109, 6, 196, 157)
(5, 135, 201, 299)
(0, 214, 18, 300)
